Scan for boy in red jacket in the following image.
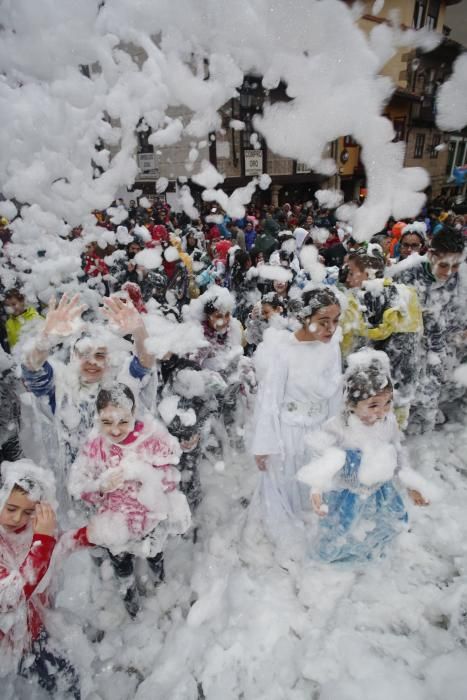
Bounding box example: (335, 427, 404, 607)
(0, 459, 91, 698)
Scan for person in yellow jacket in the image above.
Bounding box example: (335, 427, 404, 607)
(4, 289, 42, 350)
(169, 234, 200, 300)
(339, 250, 423, 429)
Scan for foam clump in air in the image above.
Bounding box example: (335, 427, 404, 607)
(436, 53, 467, 131)
(0, 0, 446, 238)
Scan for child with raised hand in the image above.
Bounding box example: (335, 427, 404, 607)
(297, 350, 432, 564)
(21, 292, 156, 517)
(0, 459, 91, 697)
(68, 383, 191, 618)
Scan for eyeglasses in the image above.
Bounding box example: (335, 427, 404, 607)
(401, 241, 422, 249)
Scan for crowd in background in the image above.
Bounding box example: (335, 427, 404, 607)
(0, 192, 466, 697)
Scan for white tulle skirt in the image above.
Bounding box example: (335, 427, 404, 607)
(244, 418, 320, 562)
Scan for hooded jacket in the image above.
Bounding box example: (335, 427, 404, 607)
(0, 460, 90, 676)
(68, 418, 190, 557)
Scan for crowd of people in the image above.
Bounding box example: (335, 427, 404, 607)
(0, 195, 466, 697)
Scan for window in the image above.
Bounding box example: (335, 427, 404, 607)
(413, 1, 427, 29)
(413, 0, 440, 30)
(239, 78, 265, 151)
(393, 117, 406, 143)
(446, 141, 457, 175)
(414, 133, 425, 159)
(455, 141, 466, 167)
(426, 0, 441, 30)
(136, 118, 153, 153)
(430, 133, 441, 159)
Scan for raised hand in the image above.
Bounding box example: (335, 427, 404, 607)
(103, 296, 143, 335)
(43, 294, 87, 337)
(32, 503, 57, 536)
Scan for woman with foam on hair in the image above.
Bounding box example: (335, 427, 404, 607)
(248, 287, 342, 559)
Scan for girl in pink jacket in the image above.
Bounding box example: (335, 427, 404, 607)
(68, 384, 191, 617)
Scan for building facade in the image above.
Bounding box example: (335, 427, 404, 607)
(129, 0, 465, 209)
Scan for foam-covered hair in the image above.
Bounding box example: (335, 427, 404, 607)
(401, 221, 427, 240)
(298, 287, 340, 321)
(185, 285, 235, 321)
(0, 459, 57, 513)
(344, 349, 392, 407)
(261, 292, 284, 309)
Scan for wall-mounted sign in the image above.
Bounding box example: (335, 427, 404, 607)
(137, 152, 158, 179)
(244, 149, 263, 176)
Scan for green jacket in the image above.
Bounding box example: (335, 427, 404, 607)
(6, 307, 42, 348)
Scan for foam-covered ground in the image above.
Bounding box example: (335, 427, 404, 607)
(11, 407, 467, 700)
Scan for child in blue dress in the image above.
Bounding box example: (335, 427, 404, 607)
(297, 349, 431, 563)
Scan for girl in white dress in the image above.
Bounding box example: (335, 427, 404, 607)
(249, 287, 343, 559)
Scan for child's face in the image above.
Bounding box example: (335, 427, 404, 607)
(76, 346, 109, 384)
(98, 404, 135, 443)
(273, 280, 288, 295)
(345, 259, 367, 289)
(207, 310, 231, 335)
(399, 234, 423, 259)
(428, 252, 463, 283)
(306, 304, 341, 343)
(353, 390, 393, 426)
(5, 297, 26, 317)
(0, 489, 36, 532)
(262, 303, 281, 321)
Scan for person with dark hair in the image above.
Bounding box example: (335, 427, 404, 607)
(182, 229, 199, 255)
(320, 235, 359, 269)
(229, 249, 257, 327)
(107, 240, 143, 291)
(3, 288, 42, 350)
(340, 248, 423, 428)
(188, 286, 243, 374)
(394, 226, 466, 432)
(297, 349, 429, 563)
(68, 383, 190, 618)
(0, 348, 22, 463)
(248, 287, 342, 558)
(244, 221, 257, 251)
(250, 226, 278, 264)
(370, 232, 392, 259)
(158, 358, 209, 511)
(245, 292, 286, 350)
(186, 286, 255, 451)
(396, 224, 427, 261)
